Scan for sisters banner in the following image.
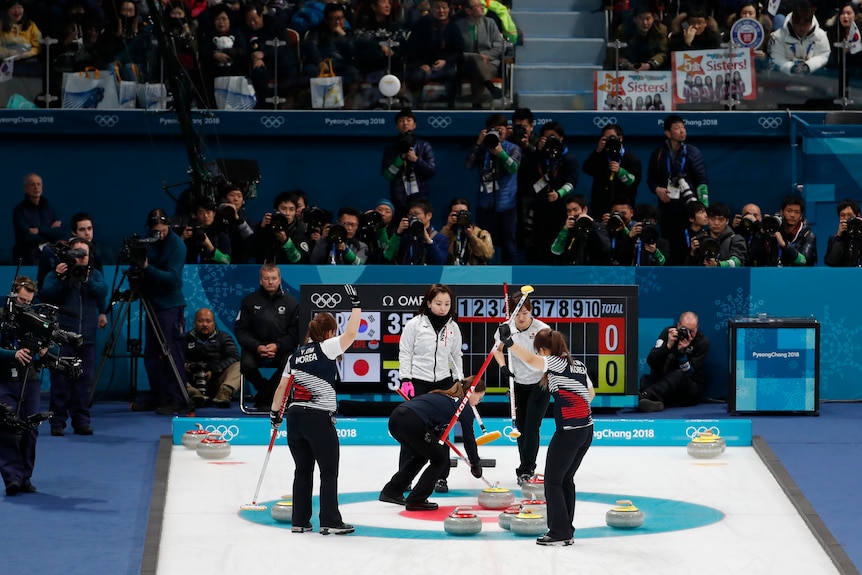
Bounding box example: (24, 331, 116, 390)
(671, 48, 756, 106)
(594, 71, 674, 111)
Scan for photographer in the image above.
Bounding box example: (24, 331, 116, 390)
(185, 308, 240, 409)
(216, 184, 256, 264)
(509, 108, 540, 253)
(358, 199, 398, 265)
(732, 203, 762, 262)
(310, 207, 368, 265)
(686, 202, 746, 267)
(551, 195, 611, 265)
(748, 197, 817, 267)
(382, 108, 437, 219)
(132, 209, 189, 416)
(466, 113, 521, 264)
(525, 121, 580, 264)
(385, 198, 449, 265)
(582, 123, 642, 218)
(604, 200, 669, 266)
(256, 191, 312, 264)
(39, 238, 108, 436)
(825, 199, 862, 267)
(183, 199, 232, 265)
(0, 277, 47, 495)
(439, 197, 495, 265)
(638, 311, 710, 413)
(647, 115, 709, 265)
(37, 213, 105, 293)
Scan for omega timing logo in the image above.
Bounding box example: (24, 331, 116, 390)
(381, 294, 424, 307)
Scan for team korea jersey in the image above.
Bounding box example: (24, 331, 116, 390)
(544, 355, 594, 430)
(285, 337, 342, 413)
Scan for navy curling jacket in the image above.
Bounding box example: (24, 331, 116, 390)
(403, 392, 480, 465)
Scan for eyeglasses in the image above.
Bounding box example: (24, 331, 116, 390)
(341, 221, 358, 228)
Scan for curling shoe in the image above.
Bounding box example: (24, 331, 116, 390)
(536, 534, 574, 546)
(405, 500, 438, 511)
(320, 523, 355, 535)
(291, 525, 313, 533)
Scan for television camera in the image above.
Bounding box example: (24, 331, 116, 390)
(1, 298, 83, 380)
(47, 242, 90, 282)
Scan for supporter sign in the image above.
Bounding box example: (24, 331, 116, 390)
(593, 71, 674, 111)
(729, 17, 765, 49)
(671, 48, 756, 106)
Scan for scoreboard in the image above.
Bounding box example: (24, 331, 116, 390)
(300, 284, 639, 398)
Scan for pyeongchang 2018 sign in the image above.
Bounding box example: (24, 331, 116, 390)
(671, 48, 756, 106)
(594, 71, 674, 111)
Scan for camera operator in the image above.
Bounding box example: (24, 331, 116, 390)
(647, 115, 710, 265)
(551, 195, 611, 265)
(439, 197, 495, 265)
(825, 198, 862, 267)
(132, 208, 190, 416)
(216, 183, 257, 264)
(673, 200, 708, 267)
(382, 108, 437, 219)
(234, 264, 299, 409)
(37, 213, 105, 294)
(638, 311, 710, 412)
(686, 202, 746, 267)
(747, 197, 817, 267)
(301, 205, 332, 246)
(185, 308, 241, 409)
(310, 207, 369, 265)
(604, 199, 669, 266)
(385, 198, 449, 265)
(0, 277, 47, 495)
(39, 238, 107, 436)
(582, 123, 642, 218)
(183, 199, 232, 265)
(525, 121, 580, 264)
(466, 113, 521, 264)
(256, 191, 312, 264)
(731, 203, 762, 262)
(358, 199, 398, 265)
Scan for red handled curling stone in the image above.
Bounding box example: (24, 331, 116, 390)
(605, 499, 644, 529)
(521, 474, 545, 500)
(497, 504, 522, 530)
(271, 500, 293, 523)
(444, 507, 482, 536)
(687, 430, 725, 459)
(509, 511, 547, 536)
(478, 486, 515, 510)
(196, 432, 231, 460)
(182, 423, 208, 450)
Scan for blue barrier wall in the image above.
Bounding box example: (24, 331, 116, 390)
(0, 109, 845, 265)
(3, 264, 855, 402)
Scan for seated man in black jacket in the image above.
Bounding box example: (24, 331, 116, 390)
(186, 308, 241, 408)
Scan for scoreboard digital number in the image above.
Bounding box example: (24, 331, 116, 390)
(300, 284, 638, 397)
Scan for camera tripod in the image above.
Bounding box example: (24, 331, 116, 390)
(88, 268, 192, 413)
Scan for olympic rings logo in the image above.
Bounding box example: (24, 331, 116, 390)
(758, 116, 782, 129)
(685, 425, 720, 439)
(502, 426, 519, 443)
(427, 116, 452, 129)
(310, 292, 342, 308)
(94, 114, 119, 128)
(593, 116, 617, 128)
(260, 116, 285, 129)
(205, 424, 240, 441)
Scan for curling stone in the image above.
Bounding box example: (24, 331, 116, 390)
(478, 486, 515, 510)
(605, 499, 644, 529)
(444, 507, 482, 536)
(519, 499, 547, 519)
(521, 474, 545, 501)
(509, 511, 547, 536)
(497, 504, 522, 530)
(196, 432, 231, 460)
(687, 431, 725, 459)
(271, 500, 293, 523)
(182, 423, 208, 450)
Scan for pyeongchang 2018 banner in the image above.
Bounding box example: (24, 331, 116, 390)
(594, 71, 674, 111)
(671, 48, 756, 107)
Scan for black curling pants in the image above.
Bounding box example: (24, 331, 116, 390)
(383, 405, 449, 505)
(543, 425, 593, 541)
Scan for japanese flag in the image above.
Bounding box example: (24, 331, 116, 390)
(849, 21, 862, 54)
(336, 311, 381, 341)
(339, 353, 380, 382)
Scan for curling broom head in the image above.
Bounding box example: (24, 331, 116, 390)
(476, 430, 502, 445)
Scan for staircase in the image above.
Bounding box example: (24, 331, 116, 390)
(511, 0, 607, 110)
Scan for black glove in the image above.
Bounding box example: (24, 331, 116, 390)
(498, 323, 513, 348)
(470, 463, 483, 478)
(344, 284, 361, 308)
(500, 365, 514, 381)
(270, 410, 283, 430)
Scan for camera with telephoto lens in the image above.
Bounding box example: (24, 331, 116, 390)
(397, 130, 415, 155)
(328, 223, 348, 245)
(604, 135, 622, 162)
(607, 211, 626, 233)
(700, 237, 720, 261)
(120, 232, 160, 274)
(761, 213, 783, 235)
(270, 211, 289, 233)
(675, 177, 698, 204)
(737, 216, 758, 239)
(217, 202, 237, 226)
(407, 215, 425, 237)
(846, 216, 862, 239)
(640, 219, 659, 245)
(49, 242, 90, 282)
(454, 209, 471, 228)
(676, 326, 692, 341)
(483, 128, 502, 149)
(188, 361, 209, 395)
(303, 206, 329, 237)
(543, 135, 564, 160)
(0, 402, 52, 437)
(359, 210, 384, 234)
(569, 216, 593, 238)
(510, 123, 527, 143)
